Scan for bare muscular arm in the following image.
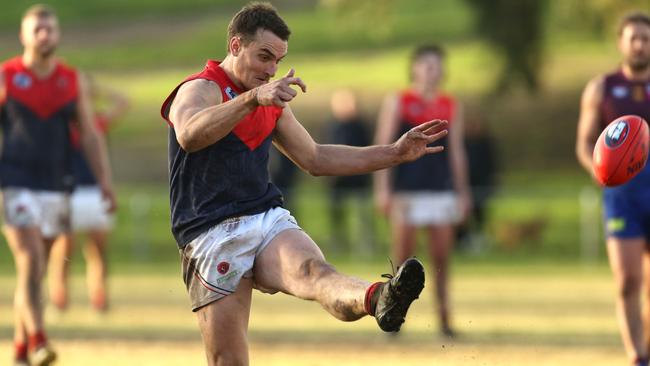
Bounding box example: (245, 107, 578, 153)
(0, 71, 5, 104)
(76, 72, 116, 211)
(576, 76, 605, 176)
(273, 105, 448, 177)
(448, 103, 472, 219)
(169, 69, 306, 153)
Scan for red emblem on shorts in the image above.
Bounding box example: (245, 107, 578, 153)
(217, 262, 230, 275)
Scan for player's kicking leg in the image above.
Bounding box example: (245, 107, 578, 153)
(253, 229, 425, 331)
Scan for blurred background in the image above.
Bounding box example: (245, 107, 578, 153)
(0, 0, 648, 365)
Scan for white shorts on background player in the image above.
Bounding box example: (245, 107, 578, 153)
(180, 206, 301, 311)
(392, 191, 461, 226)
(1, 188, 70, 238)
(70, 185, 113, 231)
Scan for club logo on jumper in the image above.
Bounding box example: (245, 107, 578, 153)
(217, 261, 230, 275)
(13, 73, 32, 89)
(225, 87, 238, 100)
(605, 120, 629, 148)
(612, 85, 628, 99)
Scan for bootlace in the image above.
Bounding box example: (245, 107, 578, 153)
(381, 258, 396, 280)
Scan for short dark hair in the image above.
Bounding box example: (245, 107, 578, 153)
(411, 44, 445, 67)
(23, 4, 57, 21)
(618, 11, 650, 36)
(226, 2, 291, 52)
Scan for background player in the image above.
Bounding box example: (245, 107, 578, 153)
(160, 3, 448, 365)
(374, 44, 472, 337)
(1, 5, 116, 365)
(48, 77, 129, 313)
(325, 89, 375, 255)
(576, 12, 650, 366)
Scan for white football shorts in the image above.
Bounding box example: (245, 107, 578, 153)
(180, 206, 301, 311)
(392, 191, 461, 226)
(1, 188, 70, 239)
(70, 185, 113, 231)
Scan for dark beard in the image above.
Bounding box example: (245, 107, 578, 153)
(628, 58, 650, 72)
(38, 46, 56, 59)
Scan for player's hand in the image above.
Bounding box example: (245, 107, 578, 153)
(99, 181, 118, 213)
(393, 119, 448, 163)
(255, 68, 307, 108)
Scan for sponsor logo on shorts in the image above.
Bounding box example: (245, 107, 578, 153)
(605, 120, 629, 148)
(216, 269, 240, 285)
(607, 218, 626, 233)
(217, 261, 230, 274)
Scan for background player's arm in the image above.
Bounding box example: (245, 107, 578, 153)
(95, 82, 130, 123)
(168, 79, 257, 152)
(77, 72, 116, 211)
(273, 104, 447, 177)
(576, 76, 605, 175)
(448, 103, 472, 219)
(0, 71, 5, 105)
(373, 94, 400, 216)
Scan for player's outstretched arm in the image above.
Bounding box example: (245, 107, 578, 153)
(274, 106, 448, 177)
(76, 72, 117, 212)
(576, 76, 605, 175)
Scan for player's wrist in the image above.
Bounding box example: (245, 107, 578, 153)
(387, 142, 404, 165)
(245, 87, 260, 107)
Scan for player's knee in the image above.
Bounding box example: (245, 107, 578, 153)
(298, 258, 335, 282)
(619, 275, 642, 298)
(206, 349, 247, 366)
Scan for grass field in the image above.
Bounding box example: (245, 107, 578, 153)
(0, 261, 626, 365)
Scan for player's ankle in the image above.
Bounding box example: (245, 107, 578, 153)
(364, 282, 383, 316)
(28, 330, 48, 351)
(14, 342, 28, 361)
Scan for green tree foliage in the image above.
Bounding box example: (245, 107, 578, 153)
(464, 0, 548, 95)
(553, 0, 650, 38)
(318, 0, 395, 41)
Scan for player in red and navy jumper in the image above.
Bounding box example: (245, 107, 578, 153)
(0, 5, 116, 366)
(48, 80, 129, 313)
(576, 13, 650, 366)
(374, 45, 471, 338)
(160, 3, 449, 364)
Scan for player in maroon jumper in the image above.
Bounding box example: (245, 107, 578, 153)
(48, 78, 129, 313)
(161, 3, 449, 365)
(375, 45, 471, 337)
(0, 5, 116, 366)
(576, 12, 650, 366)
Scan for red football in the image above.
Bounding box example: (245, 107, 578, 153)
(593, 114, 649, 187)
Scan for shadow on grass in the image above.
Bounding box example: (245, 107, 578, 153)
(0, 326, 619, 349)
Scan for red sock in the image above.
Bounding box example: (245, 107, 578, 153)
(364, 282, 383, 316)
(28, 331, 47, 350)
(15, 342, 28, 360)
